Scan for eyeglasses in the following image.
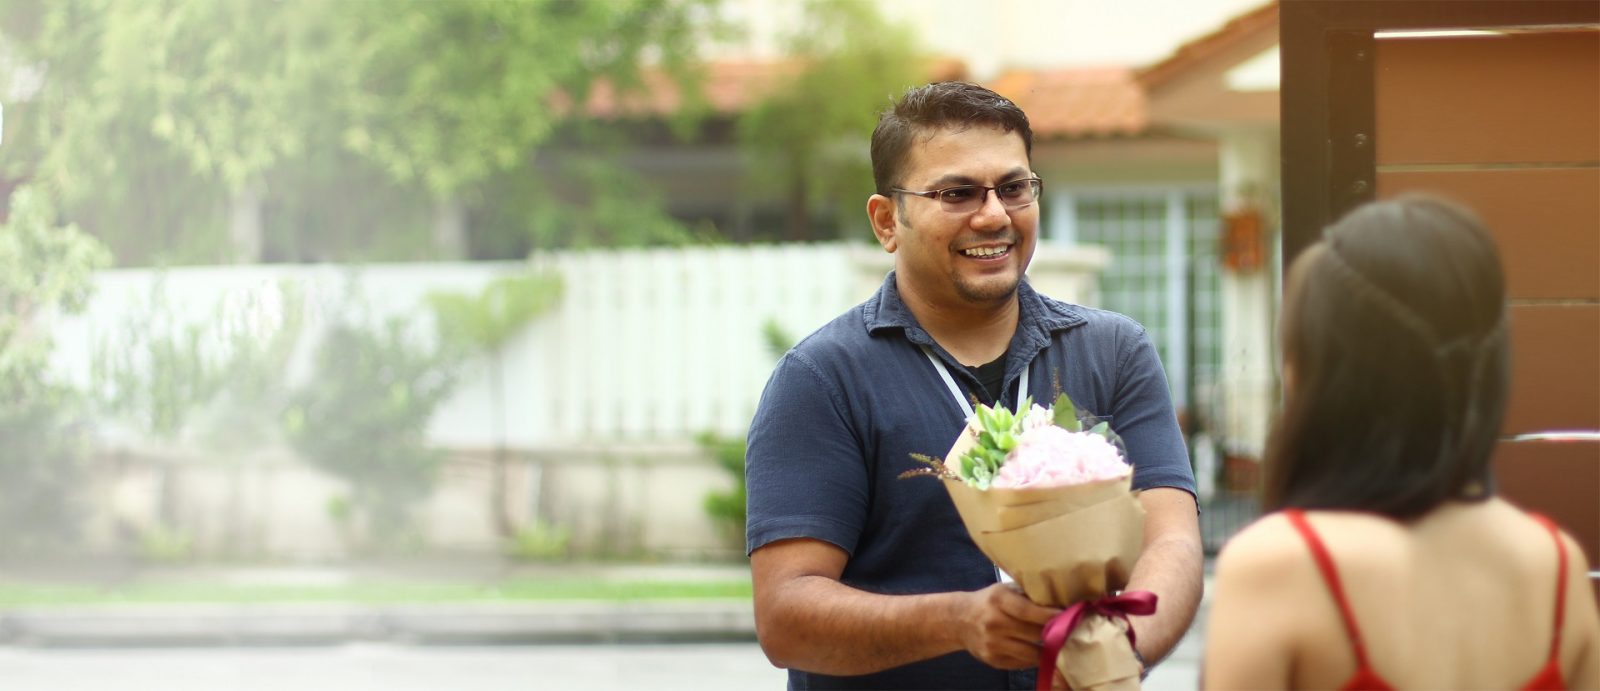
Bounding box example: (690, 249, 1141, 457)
(891, 177, 1043, 214)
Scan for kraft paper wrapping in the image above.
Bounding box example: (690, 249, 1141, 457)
(1059, 615, 1142, 691)
(940, 429, 1146, 606)
(940, 427, 1148, 690)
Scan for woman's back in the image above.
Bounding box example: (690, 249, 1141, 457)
(1202, 498, 1600, 689)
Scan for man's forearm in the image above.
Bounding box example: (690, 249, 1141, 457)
(1124, 532, 1205, 665)
(758, 574, 969, 675)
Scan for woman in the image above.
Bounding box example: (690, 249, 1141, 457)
(1202, 196, 1599, 689)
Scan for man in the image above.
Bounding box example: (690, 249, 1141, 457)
(745, 82, 1202, 690)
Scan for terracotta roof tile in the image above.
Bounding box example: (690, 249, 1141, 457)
(570, 57, 1148, 139)
(577, 60, 802, 118)
(988, 67, 1148, 139)
(563, 2, 1277, 139)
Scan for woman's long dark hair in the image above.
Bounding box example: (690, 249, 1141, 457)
(1263, 195, 1510, 521)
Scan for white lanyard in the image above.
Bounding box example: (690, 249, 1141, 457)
(919, 345, 1030, 419)
(919, 344, 1028, 586)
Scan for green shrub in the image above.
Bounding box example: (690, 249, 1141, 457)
(505, 520, 572, 562)
(0, 186, 111, 557)
(285, 305, 457, 554)
(138, 523, 195, 563)
(698, 432, 748, 549)
(697, 317, 792, 553)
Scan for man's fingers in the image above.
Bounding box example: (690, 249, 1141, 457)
(983, 638, 1042, 670)
(963, 584, 1067, 670)
(996, 586, 1062, 626)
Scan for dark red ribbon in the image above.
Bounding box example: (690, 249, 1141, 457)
(1036, 590, 1158, 691)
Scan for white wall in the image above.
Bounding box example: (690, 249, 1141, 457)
(51, 243, 1107, 450)
(48, 243, 1108, 558)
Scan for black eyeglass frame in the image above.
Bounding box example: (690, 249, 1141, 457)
(890, 177, 1044, 213)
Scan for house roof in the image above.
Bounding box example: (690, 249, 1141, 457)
(1138, 1, 1279, 90)
(580, 58, 1149, 139)
(573, 2, 1278, 138)
(581, 60, 801, 118)
(987, 67, 1147, 139)
(991, 1, 1278, 138)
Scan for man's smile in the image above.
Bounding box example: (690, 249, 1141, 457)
(958, 242, 1014, 259)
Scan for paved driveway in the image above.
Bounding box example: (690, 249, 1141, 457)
(0, 635, 1202, 691)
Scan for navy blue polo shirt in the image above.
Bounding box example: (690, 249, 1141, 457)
(745, 272, 1196, 691)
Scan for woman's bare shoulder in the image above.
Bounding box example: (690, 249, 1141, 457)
(1214, 512, 1313, 581)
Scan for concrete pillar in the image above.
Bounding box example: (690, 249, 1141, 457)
(1217, 129, 1279, 461)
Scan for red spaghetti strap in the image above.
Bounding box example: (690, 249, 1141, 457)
(1285, 510, 1374, 670)
(1529, 514, 1568, 663)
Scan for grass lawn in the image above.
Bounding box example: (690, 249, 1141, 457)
(0, 578, 753, 607)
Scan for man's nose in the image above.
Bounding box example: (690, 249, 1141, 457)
(971, 188, 1010, 230)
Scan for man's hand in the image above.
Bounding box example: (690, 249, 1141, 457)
(956, 582, 1062, 670)
(753, 538, 1064, 676)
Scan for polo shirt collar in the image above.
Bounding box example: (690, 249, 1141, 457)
(862, 270, 1085, 349)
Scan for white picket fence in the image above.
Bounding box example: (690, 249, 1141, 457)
(43, 242, 1106, 557)
(50, 241, 1108, 450)
(525, 243, 862, 443)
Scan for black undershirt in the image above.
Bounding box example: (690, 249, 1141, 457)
(965, 352, 1007, 407)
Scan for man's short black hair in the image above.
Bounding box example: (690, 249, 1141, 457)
(870, 81, 1034, 195)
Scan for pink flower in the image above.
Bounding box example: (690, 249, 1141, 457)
(991, 425, 1129, 489)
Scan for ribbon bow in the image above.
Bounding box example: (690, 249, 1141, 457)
(1036, 590, 1158, 691)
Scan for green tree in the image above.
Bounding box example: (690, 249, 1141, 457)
(0, 185, 112, 555)
(335, 0, 711, 201)
(333, 0, 722, 254)
(0, 0, 330, 263)
(737, 0, 925, 241)
(427, 272, 564, 538)
(0, 0, 723, 264)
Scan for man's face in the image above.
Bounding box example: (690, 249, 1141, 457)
(870, 124, 1038, 311)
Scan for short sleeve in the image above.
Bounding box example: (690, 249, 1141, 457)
(744, 351, 871, 556)
(1111, 328, 1198, 496)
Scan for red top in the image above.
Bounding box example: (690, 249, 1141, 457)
(1284, 509, 1568, 691)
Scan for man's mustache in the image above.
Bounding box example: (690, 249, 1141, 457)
(951, 232, 1019, 250)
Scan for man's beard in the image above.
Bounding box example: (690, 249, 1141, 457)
(898, 209, 1022, 306)
(952, 270, 1021, 305)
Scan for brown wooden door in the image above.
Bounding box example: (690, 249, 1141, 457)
(1373, 29, 1600, 569)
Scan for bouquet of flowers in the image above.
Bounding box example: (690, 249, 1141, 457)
(904, 393, 1153, 691)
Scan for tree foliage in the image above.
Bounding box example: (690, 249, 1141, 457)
(91, 279, 305, 447)
(336, 0, 709, 198)
(736, 0, 924, 241)
(283, 307, 458, 553)
(0, 187, 111, 350)
(0, 185, 111, 555)
(0, 0, 721, 264)
(428, 273, 564, 357)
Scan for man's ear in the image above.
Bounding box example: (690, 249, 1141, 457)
(867, 194, 898, 253)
